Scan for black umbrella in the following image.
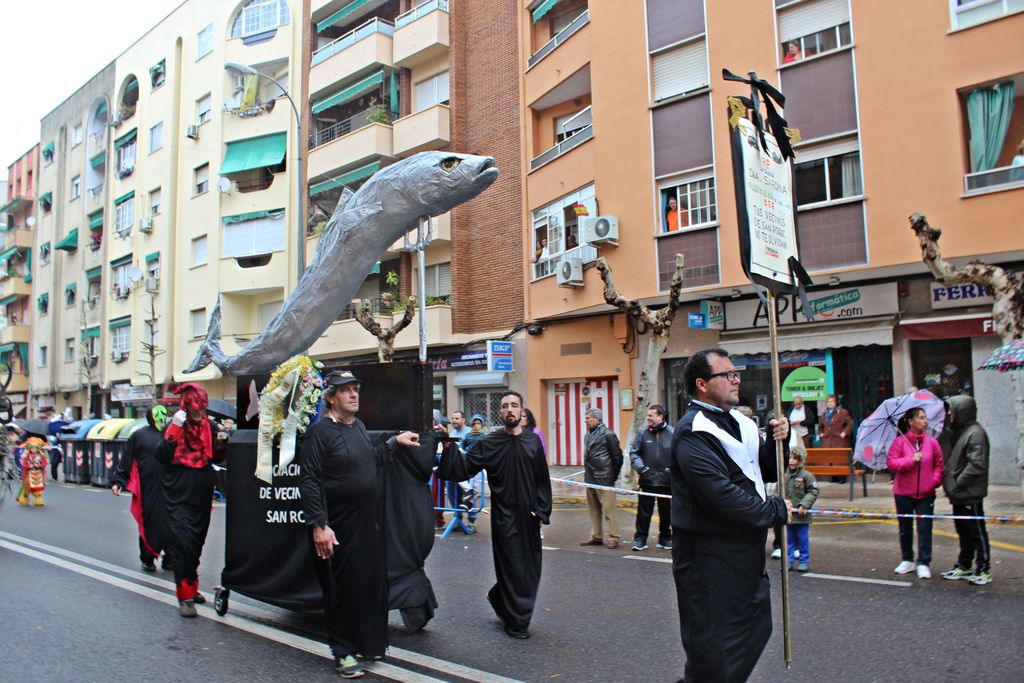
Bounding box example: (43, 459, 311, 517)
(13, 418, 51, 438)
(206, 399, 237, 420)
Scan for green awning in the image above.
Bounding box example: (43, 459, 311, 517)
(0, 343, 13, 354)
(65, 282, 77, 294)
(40, 242, 50, 254)
(110, 254, 132, 268)
(37, 293, 48, 310)
(55, 228, 79, 252)
(369, 261, 380, 275)
(0, 294, 19, 307)
(310, 161, 381, 195)
(23, 247, 30, 283)
(85, 267, 102, 280)
(316, 0, 371, 32)
(0, 342, 23, 372)
(114, 191, 135, 206)
(145, 251, 160, 263)
(88, 210, 104, 229)
(311, 71, 384, 114)
(0, 247, 17, 261)
(113, 129, 137, 150)
(0, 196, 24, 214)
(42, 142, 54, 157)
(38, 192, 52, 208)
(109, 316, 131, 330)
(82, 326, 100, 340)
(389, 71, 398, 118)
(532, 0, 559, 22)
(150, 60, 165, 80)
(220, 132, 288, 175)
(223, 208, 285, 224)
(90, 151, 106, 168)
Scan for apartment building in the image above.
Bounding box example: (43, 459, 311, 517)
(1, 145, 41, 417)
(519, 0, 1023, 483)
(305, 0, 526, 422)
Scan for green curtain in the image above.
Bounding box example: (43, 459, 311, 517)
(966, 82, 1015, 173)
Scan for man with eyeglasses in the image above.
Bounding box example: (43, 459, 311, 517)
(670, 348, 793, 683)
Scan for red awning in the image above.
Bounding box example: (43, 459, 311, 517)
(900, 314, 995, 341)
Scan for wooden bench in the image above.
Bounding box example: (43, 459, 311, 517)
(803, 448, 866, 502)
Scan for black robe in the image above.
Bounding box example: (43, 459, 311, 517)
(437, 429, 552, 631)
(110, 426, 168, 559)
(670, 403, 788, 683)
(298, 417, 397, 660)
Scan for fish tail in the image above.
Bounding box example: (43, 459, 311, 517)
(183, 297, 228, 373)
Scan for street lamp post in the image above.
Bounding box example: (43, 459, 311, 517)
(223, 62, 305, 279)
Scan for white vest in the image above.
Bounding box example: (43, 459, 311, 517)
(692, 409, 767, 501)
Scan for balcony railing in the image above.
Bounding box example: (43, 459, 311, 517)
(337, 297, 385, 321)
(533, 244, 598, 280)
(964, 164, 1024, 193)
(312, 17, 394, 66)
(396, 0, 448, 28)
(529, 109, 593, 171)
(527, 9, 589, 70)
(310, 107, 390, 149)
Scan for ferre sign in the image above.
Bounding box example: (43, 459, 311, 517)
(929, 282, 994, 310)
(725, 283, 898, 330)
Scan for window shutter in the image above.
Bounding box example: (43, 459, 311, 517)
(252, 216, 285, 254)
(652, 40, 708, 102)
(436, 262, 451, 296)
(778, 0, 849, 42)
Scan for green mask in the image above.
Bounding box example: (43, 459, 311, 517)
(151, 405, 168, 431)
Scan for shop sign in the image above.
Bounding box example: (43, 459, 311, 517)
(112, 383, 154, 404)
(688, 312, 707, 329)
(929, 282, 994, 310)
(701, 300, 725, 329)
(781, 366, 828, 401)
(428, 349, 487, 372)
(733, 350, 826, 368)
(725, 283, 898, 330)
(486, 341, 514, 373)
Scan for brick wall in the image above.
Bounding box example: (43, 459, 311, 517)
(449, 0, 524, 334)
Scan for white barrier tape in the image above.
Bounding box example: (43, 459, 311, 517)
(550, 477, 671, 499)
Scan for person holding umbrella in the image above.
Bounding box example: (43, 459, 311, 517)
(886, 407, 943, 579)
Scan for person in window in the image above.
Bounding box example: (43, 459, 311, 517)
(665, 196, 689, 232)
(533, 237, 549, 263)
(566, 232, 579, 250)
(1011, 138, 1024, 182)
(782, 41, 803, 64)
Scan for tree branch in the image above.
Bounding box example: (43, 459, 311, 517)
(595, 254, 686, 334)
(354, 296, 417, 362)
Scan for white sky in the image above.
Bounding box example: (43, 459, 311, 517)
(1, 0, 185, 170)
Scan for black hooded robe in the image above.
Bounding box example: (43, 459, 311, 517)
(110, 426, 168, 563)
(437, 429, 552, 633)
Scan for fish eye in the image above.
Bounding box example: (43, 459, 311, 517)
(439, 157, 461, 172)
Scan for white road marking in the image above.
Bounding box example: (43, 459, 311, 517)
(623, 555, 671, 564)
(0, 531, 525, 683)
(541, 546, 560, 551)
(799, 572, 912, 587)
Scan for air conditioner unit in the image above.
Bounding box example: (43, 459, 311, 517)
(145, 277, 160, 292)
(583, 215, 619, 246)
(139, 216, 153, 232)
(186, 124, 199, 140)
(111, 351, 129, 363)
(110, 111, 124, 128)
(556, 257, 584, 288)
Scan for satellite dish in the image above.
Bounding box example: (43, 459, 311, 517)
(26, 216, 36, 227)
(216, 177, 232, 194)
(127, 266, 144, 284)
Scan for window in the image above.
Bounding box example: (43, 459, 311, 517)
(38, 293, 49, 315)
(150, 59, 166, 89)
(42, 143, 54, 165)
(461, 389, 505, 428)
(194, 164, 210, 195)
(230, 0, 290, 38)
(114, 195, 134, 237)
(191, 308, 207, 338)
(778, 0, 851, 64)
(84, 333, 98, 362)
(38, 345, 47, 368)
(197, 24, 214, 59)
(414, 71, 450, 112)
(117, 136, 136, 174)
(961, 79, 1021, 191)
(794, 150, 863, 208)
(196, 94, 212, 125)
(191, 235, 208, 266)
(554, 107, 592, 144)
(112, 263, 132, 300)
(258, 300, 281, 332)
(149, 122, 164, 152)
(652, 39, 709, 102)
(111, 326, 131, 356)
(65, 284, 77, 307)
(70, 175, 81, 200)
(951, 0, 1024, 30)
(147, 257, 161, 281)
(659, 176, 717, 232)
(223, 211, 285, 258)
(422, 262, 452, 299)
(65, 338, 76, 363)
(149, 188, 162, 216)
(40, 243, 51, 265)
(71, 125, 83, 147)
(531, 184, 598, 280)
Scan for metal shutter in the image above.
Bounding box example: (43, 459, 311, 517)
(778, 0, 850, 42)
(652, 40, 708, 102)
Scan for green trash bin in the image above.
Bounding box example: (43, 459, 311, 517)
(87, 418, 134, 488)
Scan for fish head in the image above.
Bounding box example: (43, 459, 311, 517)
(368, 151, 499, 220)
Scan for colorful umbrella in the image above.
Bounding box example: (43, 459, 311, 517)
(976, 338, 1024, 372)
(853, 390, 946, 470)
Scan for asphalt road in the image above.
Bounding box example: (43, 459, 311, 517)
(2, 483, 1022, 682)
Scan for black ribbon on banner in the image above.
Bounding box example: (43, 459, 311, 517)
(722, 68, 796, 162)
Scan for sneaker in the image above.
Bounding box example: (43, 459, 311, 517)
(941, 565, 973, 581)
(968, 571, 992, 586)
(894, 561, 916, 575)
(337, 655, 364, 679)
(141, 562, 157, 573)
(797, 563, 809, 573)
(657, 540, 672, 550)
(459, 489, 476, 510)
(178, 600, 197, 618)
(632, 541, 647, 552)
(770, 548, 782, 559)
(916, 564, 931, 579)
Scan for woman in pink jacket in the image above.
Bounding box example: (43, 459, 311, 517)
(887, 407, 943, 579)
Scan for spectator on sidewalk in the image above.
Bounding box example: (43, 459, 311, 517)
(819, 395, 853, 448)
(887, 407, 943, 579)
(784, 446, 819, 572)
(629, 404, 673, 552)
(940, 395, 992, 586)
(788, 396, 816, 448)
(521, 408, 547, 455)
(580, 408, 623, 549)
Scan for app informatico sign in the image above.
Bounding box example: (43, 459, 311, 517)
(724, 283, 898, 330)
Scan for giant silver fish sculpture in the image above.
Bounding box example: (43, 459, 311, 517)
(184, 151, 498, 376)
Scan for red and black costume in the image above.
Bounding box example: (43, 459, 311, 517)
(157, 383, 226, 603)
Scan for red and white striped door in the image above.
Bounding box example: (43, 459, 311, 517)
(547, 377, 619, 466)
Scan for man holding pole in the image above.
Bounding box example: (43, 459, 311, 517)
(670, 348, 792, 683)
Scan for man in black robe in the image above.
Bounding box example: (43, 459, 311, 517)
(111, 405, 170, 572)
(298, 370, 419, 680)
(670, 348, 792, 683)
(437, 390, 552, 639)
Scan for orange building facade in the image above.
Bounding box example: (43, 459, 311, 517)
(518, 0, 1024, 484)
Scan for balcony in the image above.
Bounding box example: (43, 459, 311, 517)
(392, 104, 449, 157)
(308, 122, 393, 179)
(224, 21, 293, 70)
(0, 278, 32, 300)
(218, 250, 288, 295)
(0, 324, 30, 345)
(393, 0, 449, 68)
(4, 229, 34, 251)
(310, 18, 394, 98)
(310, 303, 458, 359)
(528, 9, 589, 70)
(529, 107, 593, 171)
(387, 211, 450, 252)
(8, 374, 28, 394)
(221, 98, 293, 142)
(220, 171, 290, 218)
(964, 165, 1024, 195)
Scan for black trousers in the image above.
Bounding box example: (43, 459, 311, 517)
(894, 495, 934, 565)
(952, 502, 990, 573)
(634, 485, 671, 544)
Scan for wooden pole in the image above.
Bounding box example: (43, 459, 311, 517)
(766, 289, 793, 667)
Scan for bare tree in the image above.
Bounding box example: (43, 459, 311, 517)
(78, 299, 96, 416)
(354, 296, 417, 363)
(137, 294, 165, 393)
(594, 253, 687, 471)
(910, 212, 1024, 499)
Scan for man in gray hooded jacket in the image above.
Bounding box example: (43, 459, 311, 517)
(939, 395, 992, 585)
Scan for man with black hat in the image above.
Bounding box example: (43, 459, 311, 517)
(299, 370, 420, 679)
